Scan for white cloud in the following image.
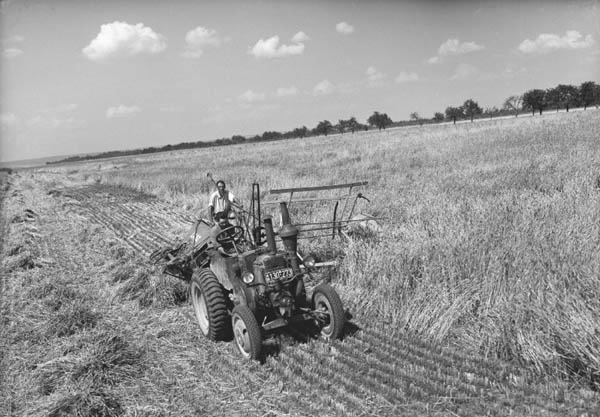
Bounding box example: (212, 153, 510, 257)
(25, 112, 82, 129)
(238, 90, 266, 104)
(439, 39, 484, 56)
(274, 86, 299, 97)
(518, 30, 595, 54)
(427, 38, 484, 64)
(291, 31, 309, 43)
(11, 35, 24, 43)
(182, 26, 223, 58)
(366, 66, 386, 85)
(1, 113, 19, 130)
(395, 71, 419, 83)
(106, 105, 141, 118)
(3, 47, 23, 59)
(50, 117, 79, 129)
(450, 63, 479, 80)
(249, 35, 305, 58)
(313, 80, 334, 95)
(2, 35, 24, 44)
(336, 22, 354, 35)
(83, 21, 166, 61)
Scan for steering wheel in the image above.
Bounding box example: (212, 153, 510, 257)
(216, 225, 244, 245)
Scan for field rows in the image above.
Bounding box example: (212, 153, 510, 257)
(39, 181, 562, 415)
(50, 184, 192, 255)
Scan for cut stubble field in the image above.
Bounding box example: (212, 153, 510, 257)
(1, 110, 600, 416)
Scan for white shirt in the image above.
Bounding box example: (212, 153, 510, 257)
(208, 190, 235, 214)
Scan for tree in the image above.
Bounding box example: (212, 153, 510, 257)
(367, 112, 380, 129)
(380, 113, 393, 129)
(503, 95, 523, 117)
(545, 87, 561, 112)
(522, 89, 546, 115)
(231, 135, 246, 144)
(433, 112, 445, 122)
(410, 112, 424, 125)
(291, 126, 308, 138)
(367, 111, 393, 130)
(579, 81, 598, 110)
(347, 117, 360, 133)
(314, 120, 333, 136)
(462, 99, 483, 122)
(483, 107, 500, 119)
(445, 106, 463, 124)
(262, 131, 281, 141)
(555, 84, 579, 112)
(336, 118, 362, 134)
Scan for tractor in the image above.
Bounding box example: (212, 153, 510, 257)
(151, 182, 369, 359)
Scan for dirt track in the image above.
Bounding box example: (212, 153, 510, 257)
(2, 174, 595, 416)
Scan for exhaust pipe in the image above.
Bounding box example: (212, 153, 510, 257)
(279, 202, 300, 272)
(263, 215, 277, 254)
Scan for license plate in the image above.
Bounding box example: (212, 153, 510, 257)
(265, 268, 294, 283)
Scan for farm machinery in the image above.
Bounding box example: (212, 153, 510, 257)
(151, 181, 380, 359)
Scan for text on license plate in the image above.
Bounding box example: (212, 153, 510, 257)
(265, 268, 294, 282)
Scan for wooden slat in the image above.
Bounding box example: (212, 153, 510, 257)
(261, 195, 356, 205)
(269, 181, 368, 195)
(296, 217, 386, 227)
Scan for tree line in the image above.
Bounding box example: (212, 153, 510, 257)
(436, 80, 600, 125)
(49, 80, 599, 165)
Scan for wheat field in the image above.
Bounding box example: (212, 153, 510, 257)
(53, 109, 600, 383)
(2, 110, 600, 415)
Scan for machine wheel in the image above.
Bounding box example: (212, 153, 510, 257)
(312, 284, 345, 340)
(231, 305, 262, 360)
(190, 269, 230, 341)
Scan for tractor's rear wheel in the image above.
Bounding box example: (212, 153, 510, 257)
(231, 305, 262, 360)
(312, 284, 345, 340)
(190, 269, 230, 341)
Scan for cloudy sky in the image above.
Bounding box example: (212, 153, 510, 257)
(1, 0, 598, 162)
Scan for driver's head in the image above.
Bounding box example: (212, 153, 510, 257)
(216, 180, 226, 196)
(215, 211, 229, 228)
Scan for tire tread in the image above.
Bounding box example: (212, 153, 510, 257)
(192, 268, 230, 341)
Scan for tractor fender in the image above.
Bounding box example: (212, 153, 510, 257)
(231, 280, 258, 314)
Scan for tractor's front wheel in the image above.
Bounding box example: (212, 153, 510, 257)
(231, 305, 262, 360)
(190, 269, 230, 341)
(312, 284, 345, 340)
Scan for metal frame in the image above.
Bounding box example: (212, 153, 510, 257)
(259, 181, 382, 240)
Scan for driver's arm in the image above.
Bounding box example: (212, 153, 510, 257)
(208, 192, 216, 221)
(209, 227, 222, 249)
(229, 192, 242, 209)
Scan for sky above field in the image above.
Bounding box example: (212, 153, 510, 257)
(1, 0, 599, 162)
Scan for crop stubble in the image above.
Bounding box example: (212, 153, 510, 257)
(0, 174, 585, 415)
(4, 110, 600, 415)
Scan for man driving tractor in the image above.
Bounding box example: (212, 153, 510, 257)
(208, 180, 242, 223)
